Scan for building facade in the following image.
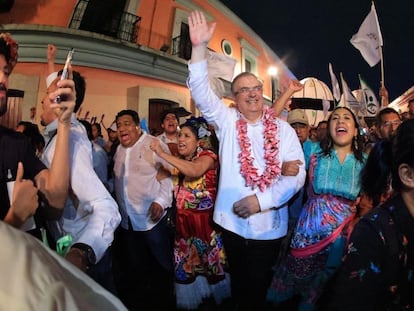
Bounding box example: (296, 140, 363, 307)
(0, 0, 296, 135)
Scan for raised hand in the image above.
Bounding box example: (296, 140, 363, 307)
(188, 11, 216, 48)
(288, 79, 304, 93)
(47, 44, 57, 63)
(50, 66, 76, 125)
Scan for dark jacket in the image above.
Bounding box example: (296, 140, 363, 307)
(323, 194, 414, 310)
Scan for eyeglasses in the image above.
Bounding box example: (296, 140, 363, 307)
(235, 85, 263, 95)
(381, 120, 401, 128)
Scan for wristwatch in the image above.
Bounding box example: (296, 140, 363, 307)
(71, 243, 96, 266)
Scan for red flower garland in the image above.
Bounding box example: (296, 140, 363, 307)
(236, 107, 281, 192)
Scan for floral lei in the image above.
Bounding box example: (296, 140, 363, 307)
(236, 107, 281, 192)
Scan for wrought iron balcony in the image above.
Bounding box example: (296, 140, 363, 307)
(172, 35, 191, 60)
(69, 0, 141, 44)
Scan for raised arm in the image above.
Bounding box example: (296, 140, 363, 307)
(150, 139, 215, 178)
(379, 84, 389, 107)
(47, 44, 57, 75)
(46, 44, 58, 87)
(188, 11, 216, 63)
(35, 68, 76, 209)
(271, 79, 303, 116)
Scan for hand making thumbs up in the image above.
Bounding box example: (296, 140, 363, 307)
(4, 162, 39, 228)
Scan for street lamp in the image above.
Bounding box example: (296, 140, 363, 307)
(268, 66, 278, 102)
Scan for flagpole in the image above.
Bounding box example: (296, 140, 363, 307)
(379, 45, 387, 107)
(373, 0, 387, 107)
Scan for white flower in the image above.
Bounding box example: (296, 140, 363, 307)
(198, 126, 211, 138)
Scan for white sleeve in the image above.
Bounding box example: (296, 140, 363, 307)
(256, 123, 306, 211)
(46, 72, 58, 87)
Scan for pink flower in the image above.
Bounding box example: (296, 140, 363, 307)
(237, 107, 281, 191)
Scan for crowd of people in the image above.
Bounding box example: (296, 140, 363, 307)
(1, 9, 413, 311)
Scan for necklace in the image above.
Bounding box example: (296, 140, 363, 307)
(236, 107, 281, 192)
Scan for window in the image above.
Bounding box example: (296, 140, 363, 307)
(240, 38, 259, 76)
(79, 0, 127, 37)
(221, 40, 233, 56)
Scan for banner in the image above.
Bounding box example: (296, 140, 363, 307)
(338, 73, 360, 111)
(328, 63, 341, 102)
(359, 75, 380, 117)
(350, 3, 383, 67)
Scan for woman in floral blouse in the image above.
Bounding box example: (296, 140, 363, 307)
(150, 117, 230, 310)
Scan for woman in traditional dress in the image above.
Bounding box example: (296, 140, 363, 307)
(150, 116, 230, 310)
(267, 106, 367, 310)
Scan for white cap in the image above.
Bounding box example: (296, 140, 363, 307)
(108, 123, 117, 132)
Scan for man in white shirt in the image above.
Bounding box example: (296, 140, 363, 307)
(112, 109, 175, 310)
(0, 220, 127, 311)
(187, 11, 306, 310)
(40, 70, 121, 293)
(157, 109, 180, 157)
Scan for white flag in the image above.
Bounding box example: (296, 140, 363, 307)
(206, 49, 236, 81)
(350, 3, 383, 67)
(359, 75, 380, 117)
(338, 73, 360, 111)
(328, 63, 341, 102)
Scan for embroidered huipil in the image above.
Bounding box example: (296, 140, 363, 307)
(188, 60, 306, 240)
(113, 132, 173, 231)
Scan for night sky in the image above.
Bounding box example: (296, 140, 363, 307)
(220, 0, 413, 101)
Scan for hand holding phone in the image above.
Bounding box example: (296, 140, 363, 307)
(55, 48, 75, 103)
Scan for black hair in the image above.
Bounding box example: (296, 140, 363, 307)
(180, 116, 219, 154)
(375, 107, 401, 127)
(360, 139, 393, 206)
(116, 109, 140, 125)
(78, 119, 93, 141)
(317, 120, 328, 128)
(16, 121, 45, 154)
(57, 69, 86, 113)
(91, 122, 102, 137)
(320, 106, 365, 162)
(391, 119, 414, 192)
(360, 119, 414, 201)
(160, 109, 178, 123)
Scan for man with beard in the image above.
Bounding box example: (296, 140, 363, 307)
(0, 32, 75, 231)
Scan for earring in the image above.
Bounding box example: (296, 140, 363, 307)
(197, 146, 203, 153)
(354, 136, 358, 150)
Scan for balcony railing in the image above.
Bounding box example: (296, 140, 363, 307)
(69, 0, 141, 44)
(117, 12, 141, 42)
(172, 35, 191, 60)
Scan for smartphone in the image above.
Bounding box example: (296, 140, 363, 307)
(55, 48, 75, 103)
